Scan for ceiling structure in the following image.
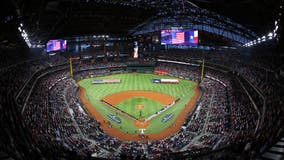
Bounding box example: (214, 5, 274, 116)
(1, 0, 281, 46)
(191, 0, 281, 34)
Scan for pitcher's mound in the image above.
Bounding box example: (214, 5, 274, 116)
(135, 104, 144, 110)
(134, 120, 150, 128)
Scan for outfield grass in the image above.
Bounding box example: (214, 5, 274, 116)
(78, 73, 196, 134)
(116, 97, 164, 119)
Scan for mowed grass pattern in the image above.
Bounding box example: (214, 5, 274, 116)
(78, 73, 196, 134)
(116, 97, 164, 119)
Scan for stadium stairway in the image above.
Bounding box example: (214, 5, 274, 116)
(258, 137, 284, 160)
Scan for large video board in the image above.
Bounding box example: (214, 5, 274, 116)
(161, 30, 198, 46)
(46, 39, 67, 52)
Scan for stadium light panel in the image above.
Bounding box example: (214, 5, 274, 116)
(20, 23, 23, 27)
(18, 27, 22, 32)
(268, 33, 273, 37)
(274, 33, 277, 37)
(275, 25, 278, 31)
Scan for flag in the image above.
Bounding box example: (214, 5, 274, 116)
(189, 30, 198, 44)
(172, 32, 185, 44)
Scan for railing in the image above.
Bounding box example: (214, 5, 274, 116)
(235, 76, 261, 134)
(16, 62, 69, 104)
(20, 66, 68, 114)
(241, 76, 266, 132)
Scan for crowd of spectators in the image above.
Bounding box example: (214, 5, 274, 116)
(0, 48, 283, 159)
(156, 49, 284, 156)
(155, 62, 200, 81)
(0, 53, 70, 159)
(19, 61, 262, 158)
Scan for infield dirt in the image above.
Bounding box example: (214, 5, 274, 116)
(102, 90, 176, 106)
(79, 86, 200, 141)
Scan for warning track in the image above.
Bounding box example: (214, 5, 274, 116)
(79, 86, 200, 141)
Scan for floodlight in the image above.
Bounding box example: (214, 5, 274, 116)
(274, 33, 277, 37)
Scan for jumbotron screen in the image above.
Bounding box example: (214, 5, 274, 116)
(161, 30, 198, 46)
(46, 39, 67, 52)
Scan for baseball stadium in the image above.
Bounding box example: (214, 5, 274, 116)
(0, 0, 284, 160)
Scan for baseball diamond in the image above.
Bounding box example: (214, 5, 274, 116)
(78, 73, 199, 140)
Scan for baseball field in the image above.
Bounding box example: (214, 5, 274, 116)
(78, 73, 200, 140)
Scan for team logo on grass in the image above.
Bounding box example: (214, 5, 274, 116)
(161, 114, 174, 123)
(107, 114, 121, 124)
(78, 73, 200, 140)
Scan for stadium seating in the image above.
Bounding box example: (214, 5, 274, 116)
(0, 48, 283, 159)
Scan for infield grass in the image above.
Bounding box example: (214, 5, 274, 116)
(116, 97, 164, 119)
(78, 73, 196, 134)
